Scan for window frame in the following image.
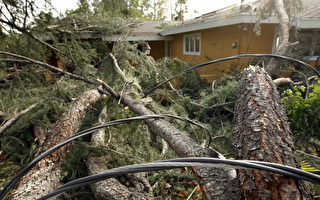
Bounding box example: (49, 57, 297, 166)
(183, 33, 201, 55)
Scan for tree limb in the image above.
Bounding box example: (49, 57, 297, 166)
(266, 0, 291, 74)
(0, 103, 38, 134)
(0, 18, 65, 55)
(109, 53, 132, 83)
(86, 105, 153, 199)
(12, 89, 101, 200)
(0, 59, 32, 64)
(0, 51, 98, 86)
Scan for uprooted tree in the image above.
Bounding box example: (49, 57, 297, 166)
(0, 0, 319, 199)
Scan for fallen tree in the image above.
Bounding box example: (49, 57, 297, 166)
(0, 51, 241, 199)
(233, 65, 312, 199)
(1, 51, 317, 199)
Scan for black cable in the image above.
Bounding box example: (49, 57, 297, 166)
(38, 158, 320, 199)
(143, 54, 320, 97)
(0, 114, 210, 200)
(158, 157, 320, 183)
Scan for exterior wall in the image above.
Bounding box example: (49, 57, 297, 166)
(149, 41, 166, 60)
(170, 24, 277, 82)
(307, 60, 320, 70)
(238, 24, 276, 69)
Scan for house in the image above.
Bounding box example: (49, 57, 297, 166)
(158, 0, 320, 82)
(44, 0, 320, 82)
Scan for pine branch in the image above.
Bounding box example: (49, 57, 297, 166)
(0, 17, 65, 55)
(0, 51, 97, 86)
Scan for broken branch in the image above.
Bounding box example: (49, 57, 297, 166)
(0, 103, 38, 134)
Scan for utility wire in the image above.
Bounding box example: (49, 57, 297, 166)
(38, 157, 320, 199)
(0, 114, 211, 199)
(143, 54, 320, 97)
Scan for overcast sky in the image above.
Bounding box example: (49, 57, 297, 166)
(50, 0, 251, 20)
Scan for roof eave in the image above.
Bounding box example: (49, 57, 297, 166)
(102, 35, 173, 41)
(160, 14, 320, 36)
(294, 18, 320, 29)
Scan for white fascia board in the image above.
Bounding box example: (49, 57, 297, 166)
(102, 35, 173, 41)
(294, 18, 320, 29)
(160, 14, 279, 36)
(303, 56, 320, 61)
(78, 32, 102, 39)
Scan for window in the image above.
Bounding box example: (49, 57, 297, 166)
(184, 33, 201, 55)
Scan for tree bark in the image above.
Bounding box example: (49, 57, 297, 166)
(121, 95, 241, 200)
(12, 89, 101, 200)
(86, 106, 153, 200)
(233, 65, 312, 199)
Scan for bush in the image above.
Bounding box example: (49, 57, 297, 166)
(281, 79, 320, 154)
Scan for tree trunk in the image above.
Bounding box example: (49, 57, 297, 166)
(266, 0, 291, 74)
(121, 95, 241, 200)
(12, 89, 101, 200)
(86, 106, 153, 200)
(233, 65, 312, 199)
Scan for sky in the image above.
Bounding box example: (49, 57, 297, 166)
(50, 0, 248, 20)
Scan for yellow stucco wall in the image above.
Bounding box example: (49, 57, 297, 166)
(170, 24, 277, 82)
(307, 60, 320, 70)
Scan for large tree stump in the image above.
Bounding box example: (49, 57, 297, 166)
(233, 66, 312, 199)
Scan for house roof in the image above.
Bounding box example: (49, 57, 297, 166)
(161, 0, 320, 36)
(103, 21, 173, 41)
(300, 0, 320, 18)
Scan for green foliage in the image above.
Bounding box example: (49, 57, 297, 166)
(0, 0, 50, 31)
(301, 160, 320, 172)
(0, 66, 92, 188)
(149, 169, 203, 199)
(175, 0, 188, 20)
(61, 142, 94, 199)
(0, 33, 45, 60)
(281, 79, 320, 152)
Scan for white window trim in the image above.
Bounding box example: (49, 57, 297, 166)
(303, 56, 320, 61)
(183, 33, 201, 55)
